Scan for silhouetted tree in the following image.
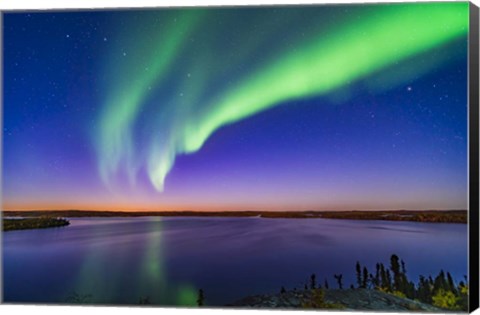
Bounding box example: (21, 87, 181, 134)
(369, 273, 375, 289)
(401, 259, 407, 274)
(374, 263, 381, 288)
(380, 263, 388, 291)
(428, 276, 434, 285)
(356, 261, 362, 288)
(433, 270, 447, 293)
(324, 278, 329, 290)
(390, 254, 402, 292)
(362, 267, 369, 289)
(447, 272, 457, 295)
(280, 286, 286, 294)
(386, 269, 393, 292)
(197, 289, 205, 307)
(334, 274, 343, 289)
(310, 273, 317, 290)
(407, 281, 416, 299)
(417, 275, 431, 303)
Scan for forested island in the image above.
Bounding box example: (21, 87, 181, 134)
(3, 217, 70, 231)
(3, 209, 467, 223)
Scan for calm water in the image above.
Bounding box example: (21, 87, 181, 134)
(3, 217, 467, 306)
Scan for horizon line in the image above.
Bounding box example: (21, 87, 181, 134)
(1, 209, 468, 213)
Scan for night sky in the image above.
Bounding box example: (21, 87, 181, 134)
(2, 3, 469, 211)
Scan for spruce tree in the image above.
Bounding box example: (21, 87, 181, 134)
(356, 261, 362, 288)
(380, 263, 388, 290)
(446, 272, 457, 295)
(374, 263, 381, 288)
(310, 273, 317, 290)
(386, 269, 393, 292)
(362, 267, 369, 289)
(390, 254, 402, 292)
(197, 289, 205, 307)
(334, 274, 343, 289)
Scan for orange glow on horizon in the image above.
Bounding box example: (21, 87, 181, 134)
(1, 201, 460, 212)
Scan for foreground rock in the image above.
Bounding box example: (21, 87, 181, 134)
(229, 289, 443, 312)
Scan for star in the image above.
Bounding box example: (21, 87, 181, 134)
(407, 86, 412, 92)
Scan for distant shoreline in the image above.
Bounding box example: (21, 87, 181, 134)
(2, 210, 467, 224)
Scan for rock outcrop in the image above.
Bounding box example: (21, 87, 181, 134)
(229, 289, 443, 312)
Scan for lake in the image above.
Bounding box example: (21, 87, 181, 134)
(2, 217, 467, 306)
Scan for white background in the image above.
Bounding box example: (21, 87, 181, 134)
(0, 0, 479, 315)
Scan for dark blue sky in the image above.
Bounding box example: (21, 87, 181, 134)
(2, 4, 469, 210)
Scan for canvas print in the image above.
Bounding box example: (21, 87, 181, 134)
(1, 1, 478, 312)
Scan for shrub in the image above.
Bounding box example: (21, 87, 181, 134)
(301, 289, 344, 309)
(431, 289, 459, 310)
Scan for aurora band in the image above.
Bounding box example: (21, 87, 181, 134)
(96, 3, 469, 192)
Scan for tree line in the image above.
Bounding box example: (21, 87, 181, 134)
(297, 254, 468, 311)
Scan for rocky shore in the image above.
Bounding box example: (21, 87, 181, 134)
(229, 288, 444, 312)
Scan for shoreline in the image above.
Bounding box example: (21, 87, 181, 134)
(2, 210, 467, 224)
(2, 217, 70, 232)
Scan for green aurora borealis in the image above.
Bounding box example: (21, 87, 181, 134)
(3, 2, 470, 211)
(96, 2, 469, 193)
